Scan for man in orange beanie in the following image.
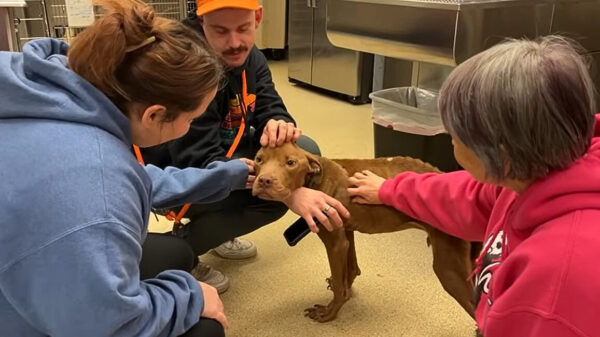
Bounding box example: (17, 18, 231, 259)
(196, 0, 262, 67)
(141, 0, 348, 294)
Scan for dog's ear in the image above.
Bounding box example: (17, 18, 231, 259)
(304, 152, 323, 187)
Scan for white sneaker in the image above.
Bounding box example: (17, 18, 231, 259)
(190, 262, 230, 294)
(212, 238, 257, 260)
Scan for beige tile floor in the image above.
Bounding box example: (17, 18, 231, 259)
(149, 60, 476, 337)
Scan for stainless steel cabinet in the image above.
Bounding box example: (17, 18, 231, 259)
(288, 0, 372, 103)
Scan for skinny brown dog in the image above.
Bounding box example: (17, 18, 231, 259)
(252, 142, 479, 322)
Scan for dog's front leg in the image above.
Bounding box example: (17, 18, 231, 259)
(305, 228, 349, 322)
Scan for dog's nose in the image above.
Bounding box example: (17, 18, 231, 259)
(258, 175, 272, 187)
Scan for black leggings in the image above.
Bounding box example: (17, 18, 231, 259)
(140, 233, 225, 337)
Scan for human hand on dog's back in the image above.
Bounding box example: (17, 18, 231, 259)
(198, 281, 229, 329)
(282, 187, 350, 233)
(348, 170, 386, 204)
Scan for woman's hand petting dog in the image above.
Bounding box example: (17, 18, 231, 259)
(283, 187, 350, 233)
(348, 170, 386, 205)
(238, 158, 255, 189)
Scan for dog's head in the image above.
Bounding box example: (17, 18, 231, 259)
(251, 142, 322, 201)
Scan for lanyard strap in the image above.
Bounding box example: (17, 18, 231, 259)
(133, 70, 248, 225)
(226, 70, 248, 158)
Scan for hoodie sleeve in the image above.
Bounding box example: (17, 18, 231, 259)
(249, 47, 295, 138)
(0, 221, 203, 337)
(379, 170, 500, 241)
(145, 159, 248, 209)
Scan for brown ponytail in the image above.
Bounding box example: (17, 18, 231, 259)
(68, 0, 222, 120)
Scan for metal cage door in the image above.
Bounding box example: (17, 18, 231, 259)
(9, 0, 189, 51)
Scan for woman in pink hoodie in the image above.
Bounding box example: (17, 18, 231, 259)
(348, 36, 600, 337)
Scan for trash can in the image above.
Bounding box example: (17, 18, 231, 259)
(369, 87, 461, 172)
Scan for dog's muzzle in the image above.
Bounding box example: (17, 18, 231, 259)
(252, 174, 290, 201)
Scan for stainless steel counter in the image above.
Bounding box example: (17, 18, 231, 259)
(327, 0, 600, 66)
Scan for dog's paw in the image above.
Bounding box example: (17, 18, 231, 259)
(304, 304, 336, 323)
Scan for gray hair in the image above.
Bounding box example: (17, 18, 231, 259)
(439, 35, 596, 181)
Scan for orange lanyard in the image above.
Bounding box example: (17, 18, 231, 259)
(132, 145, 192, 224)
(133, 70, 249, 225)
(226, 70, 247, 158)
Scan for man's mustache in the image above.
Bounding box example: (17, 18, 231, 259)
(223, 46, 249, 55)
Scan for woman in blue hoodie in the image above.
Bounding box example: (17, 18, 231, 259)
(0, 0, 250, 336)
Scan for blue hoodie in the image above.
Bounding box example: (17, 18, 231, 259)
(0, 39, 248, 336)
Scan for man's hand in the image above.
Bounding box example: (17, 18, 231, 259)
(238, 158, 255, 189)
(260, 119, 302, 148)
(347, 170, 386, 205)
(198, 282, 229, 329)
(282, 187, 350, 233)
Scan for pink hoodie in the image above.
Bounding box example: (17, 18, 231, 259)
(379, 115, 600, 337)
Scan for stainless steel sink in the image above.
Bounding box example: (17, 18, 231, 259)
(327, 0, 600, 66)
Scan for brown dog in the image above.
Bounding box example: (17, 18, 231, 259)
(252, 142, 479, 322)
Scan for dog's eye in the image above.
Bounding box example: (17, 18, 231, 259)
(255, 157, 262, 164)
(286, 159, 296, 166)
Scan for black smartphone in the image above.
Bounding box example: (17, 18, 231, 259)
(283, 217, 313, 246)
